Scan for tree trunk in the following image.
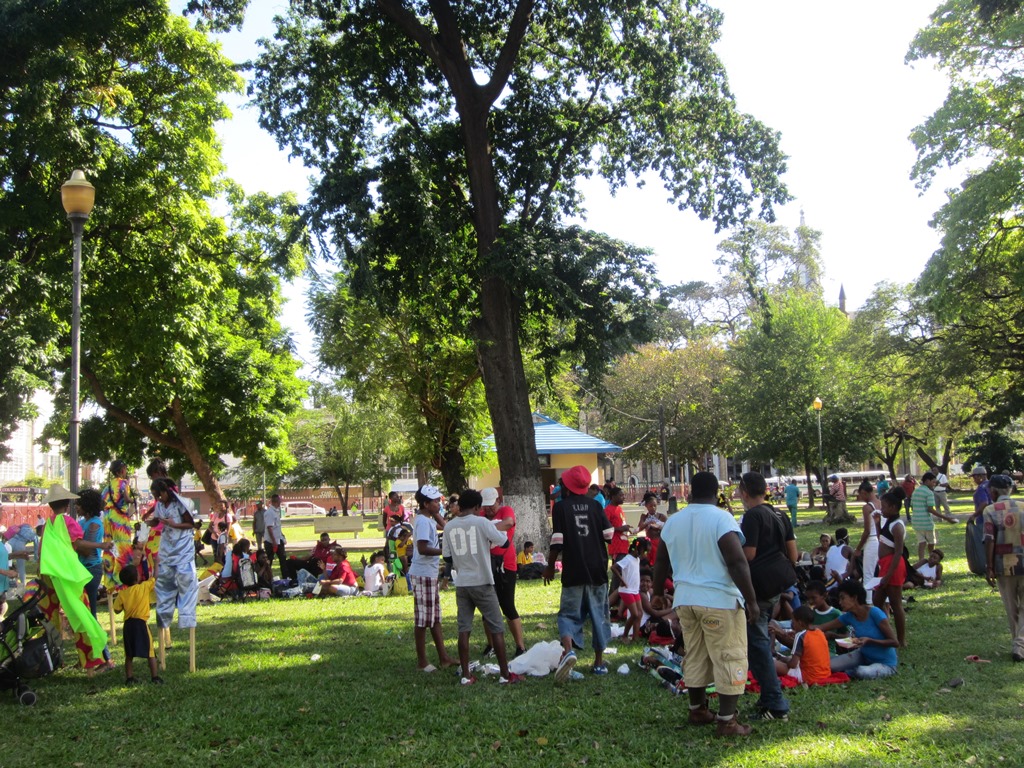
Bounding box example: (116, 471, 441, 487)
(438, 438, 469, 493)
(462, 101, 548, 547)
(803, 462, 816, 509)
(171, 398, 225, 510)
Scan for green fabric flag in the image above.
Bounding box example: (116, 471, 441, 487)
(39, 515, 108, 660)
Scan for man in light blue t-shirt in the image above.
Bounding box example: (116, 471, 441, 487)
(653, 472, 760, 737)
(784, 480, 800, 529)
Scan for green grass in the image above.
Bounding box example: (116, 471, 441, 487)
(4, 516, 1022, 767)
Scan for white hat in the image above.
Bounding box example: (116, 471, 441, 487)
(43, 483, 79, 505)
(480, 487, 499, 506)
(418, 484, 442, 500)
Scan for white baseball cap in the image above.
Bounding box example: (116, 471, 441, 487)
(480, 488, 499, 506)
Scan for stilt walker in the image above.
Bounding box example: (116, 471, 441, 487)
(146, 476, 199, 674)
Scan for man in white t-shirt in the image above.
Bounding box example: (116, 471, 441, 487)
(443, 489, 521, 685)
(930, 465, 952, 518)
(263, 494, 286, 577)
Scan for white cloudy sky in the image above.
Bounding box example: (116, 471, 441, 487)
(209, 1, 958, 366)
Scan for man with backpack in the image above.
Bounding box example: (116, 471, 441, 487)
(739, 471, 798, 722)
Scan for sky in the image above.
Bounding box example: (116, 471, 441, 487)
(208, 1, 957, 368)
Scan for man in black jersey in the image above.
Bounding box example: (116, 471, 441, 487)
(543, 465, 615, 682)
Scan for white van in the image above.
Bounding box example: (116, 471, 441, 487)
(280, 501, 328, 517)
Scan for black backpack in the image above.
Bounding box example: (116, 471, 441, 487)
(965, 514, 987, 577)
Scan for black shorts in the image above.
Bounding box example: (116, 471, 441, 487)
(123, 617, 153, 659)
(493, 569, 519, 621)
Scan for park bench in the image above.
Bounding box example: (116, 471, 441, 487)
(313, 515, 383, 538)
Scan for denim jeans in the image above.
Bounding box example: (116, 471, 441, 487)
(748, 594, 789, 713)
(557, 583, 610, 653)
(829, 648, 898, 680)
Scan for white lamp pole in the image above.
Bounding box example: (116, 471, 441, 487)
(61, 169, 96, 495)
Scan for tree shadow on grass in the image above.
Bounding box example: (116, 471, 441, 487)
(8, 553, 1024, 768)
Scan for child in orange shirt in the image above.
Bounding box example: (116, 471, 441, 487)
(773, 605, 831, 684)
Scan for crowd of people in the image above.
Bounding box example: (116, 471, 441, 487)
(3, 456, 1022, 722)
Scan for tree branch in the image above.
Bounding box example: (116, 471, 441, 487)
(480, 0, 534, 106)
(81, 363, 184, 451)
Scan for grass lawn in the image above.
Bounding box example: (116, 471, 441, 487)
(5, 507, 1023, 767)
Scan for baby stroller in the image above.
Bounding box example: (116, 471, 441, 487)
(0, 595, 62, 706)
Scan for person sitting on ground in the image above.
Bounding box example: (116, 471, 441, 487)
(826, 528, 855, 585)
(254, 550, 274, 590)
(319, 547, 359, 596)
(516, 542, 547, 581)
(819, 579, 899, 680)
(517, 541, 535, 567)
(771, 579, 846, 649)
(386, 523, 412, 580)
(363, 551, 387, 596)
(638, 569, 681, 649)
(113, 563, 162, 685)
(229, 539, 257, 599)
(912, 549, 944, 589)
(773, 605, 832, 684)
(810, 534, 833, 567)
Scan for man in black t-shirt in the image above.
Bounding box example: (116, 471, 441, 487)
(739, 471, 798, 722)
(544, 465, 614, 682)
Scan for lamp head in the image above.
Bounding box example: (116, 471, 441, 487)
(812, 397, 823, 411)
(61, 169, 95, 217)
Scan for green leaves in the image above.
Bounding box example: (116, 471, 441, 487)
(0, 1, 306, 491)
(908, 0, 1024, 426)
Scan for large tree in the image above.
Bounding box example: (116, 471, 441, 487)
(599, 341, 738, 474)
(309, 270, 491, 492)
(288, 385, 408, 508)
(728, 292, 885, 511)
(237, 0, 788, 545)
(1, 1, 306, 502)
(908, 0, 1024, 425)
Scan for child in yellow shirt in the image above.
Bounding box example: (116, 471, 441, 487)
(113, 564, 162, 684)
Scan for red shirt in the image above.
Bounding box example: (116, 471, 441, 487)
(489, 506, 518, 572)
(605, 505, 628, 556)
(329, 560, 358, 587)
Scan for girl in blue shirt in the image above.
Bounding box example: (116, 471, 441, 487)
(819, 580, 899, 680)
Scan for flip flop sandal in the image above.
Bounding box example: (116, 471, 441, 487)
(964, 655, 991, 663)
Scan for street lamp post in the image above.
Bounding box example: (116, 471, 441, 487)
(813, 397, 824, 507)
(61, 169, 96, 495)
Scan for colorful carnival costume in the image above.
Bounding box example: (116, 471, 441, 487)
(102, 475, 137, 589)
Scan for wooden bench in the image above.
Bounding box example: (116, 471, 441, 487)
(313, 516, 382, 538)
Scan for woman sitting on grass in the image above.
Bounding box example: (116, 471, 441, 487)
(819, 580, 899, 680)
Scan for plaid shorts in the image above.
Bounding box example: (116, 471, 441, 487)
(410, 575, 441, 628)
